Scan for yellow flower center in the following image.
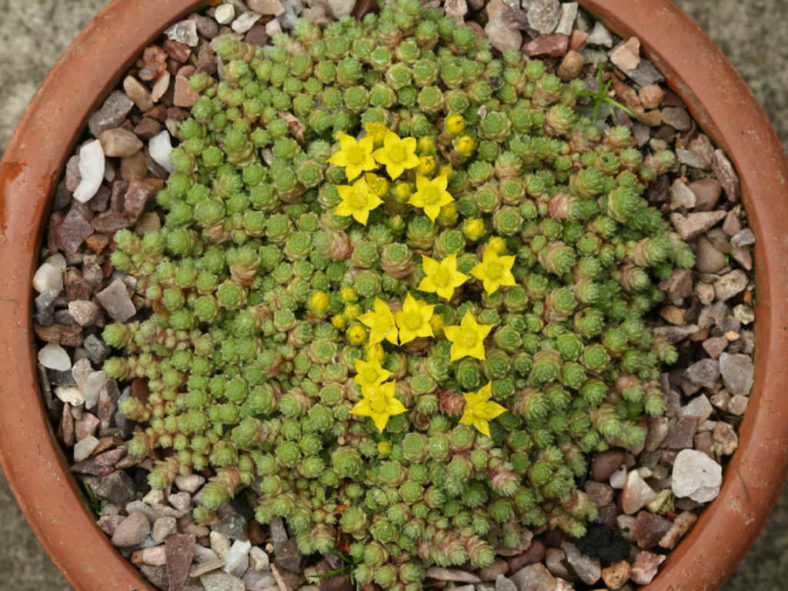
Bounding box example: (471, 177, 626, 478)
(348, 187, 368, 210)
(403, 312, 423, 330)
(460, 330, 478, 349)
(361, 367, 382, 383)
(486, 262, 503, 280)
(432, 267, 450, 287)
(346, 145, 367, 166)
(370, 396, 389, 414)
(421, 185, 442, 205)
(389, 143, 407, 162)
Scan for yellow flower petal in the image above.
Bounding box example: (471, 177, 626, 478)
(395, 293, 434, 344)
(444, 310, 492, 361)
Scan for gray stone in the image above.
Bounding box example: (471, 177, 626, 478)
(213, 514, 248, 541)
(175, 473, 206, 493)
(561, 542, 601, 585)
(243, 569, 278, 591)
(96, 279, 136, 322)
(719, 352, 754, 395)
(495, 574, 517, 591)
(630, 551, 665, 585)
(731, 228, 755, 247)
(714, 269, 748, 301)
(684, 360, 720, 389)
(38, 342, 71, 371)
(669, 179, 696, 210)
(527, 0, 561, 34)
(223, 540, 251, 577)
(165, 20, 199, 47)
(554, 3, 578, 36)
(510, 563, 556, 591)
(67, 300, 98, 327)
(670, 210, 726, 240)
(623, 58, 665, 87)
(200, 572, 245, 591)
(661, 107, 692, 131)
(111, 511, 150, 548)
(695, 236, 727, 273)
(56, 208, 94, 254)
(88, 91, 134, 137)
(73, 435, 99, 462)
(680, 394, 714, 423)
(585, 21, 613, 47)
(141, 565, 168, 590)
(424, 567, 481, 583)
(152, 516, 178, 543)
(671, 449, 723, 502)
(93, 471, 136, 506)
(712, 149, 741, 202)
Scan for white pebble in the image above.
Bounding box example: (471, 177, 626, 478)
(224, 540, 251, 577)
(73, 139, 106, 203)
(215, 3, 236, 25)
(671, 449, 723, 502)
(231, 12, 261, 34)
(32, 263, 63, 294)
(82, 370, 107, 411)
(265, 18, 282, 37)
(38, 342, 72, 371)
(149, 130, 177, 173)
(74, 435, 100, 462)
(175, 473, 206, 493)
(46, 252, 67, 269)
(249, 546, 269, 571)
(55, 386, 85, 406)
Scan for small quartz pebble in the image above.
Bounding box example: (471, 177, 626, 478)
(585, 21, 613, 47)
(224, 540, 251, 577)
(672, 449, 722, 502)
(123, 76, 154, 111)
(175, 473, 206, 493)
(56, 386, 84, 406)
(712, 421, 738, 455)
(201, 572, 245, 591)
(99, 128, 143, 158)
(680, 394, 713, 423)
(684, 360, 720, 389)
(495, 574, 517, 591)
(610, 37, 640, 71)
(669, 179, 696, 210)
(248, 0, 285, 16)
(714, 269, 748, 301)
(33, 262, 64, 294)
(527, 0, 561, 35)
(96, 279, 137, 322)
(621, 470, 657, 514)
(523, 34, 569, 57)
(232, 12, 262, 34)
(554, 2, 578, 36)
(733, 303, 755, 324)
(166, 20, 199, 47)
(731, 228, 755, 247)
(153, 516, 178, 542)
(719, 352, 754, 395)
(601, 560, 630, 589)
(56, 208, 94, 254)
(630, 551, 665, 585)
(88, 91, 134, 137)
(82, 370, 106, 410)
(169, 491, 192, 512)
(661, 107, 692, 131)
(249, 546, 269, 571)
(561, 542, 600, 585)
(150, 71, 171, 103)
(557, 50, 584, 81)
(112, 511, 150, 548)
(215, 3, 236, 24)
(425, 567, 482, 583)
(68, 300, 98, 327)
(73, 435, 100, 462)
(38, 342, 72, 371)
(149, 130, 177, 173)
(670, 210, 726, 240)
(444, 0, 468, 24)
(484, 0, 522, 54)
(712, 149, 741, 202)
(74, 140, 106, 203)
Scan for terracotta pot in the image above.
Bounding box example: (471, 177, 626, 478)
(0, 0, 785, 589)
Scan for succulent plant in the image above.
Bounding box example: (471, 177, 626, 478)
(105, 1, 692, 587)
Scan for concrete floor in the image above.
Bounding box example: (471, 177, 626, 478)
(0, 0, 785, 589)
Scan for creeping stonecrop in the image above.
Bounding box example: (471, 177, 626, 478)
(105, 1, 692, 588)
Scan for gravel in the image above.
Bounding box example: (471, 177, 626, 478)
(672, 449, 724, 502)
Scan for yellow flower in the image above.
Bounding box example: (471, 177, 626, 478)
(408, 174, 454, 221)
(463, 218, 486, 241)
(418, 136, 436, 155)
(334, 177, 383, 225)
(445, 114, 465, 135)
(373, 131, 420, 179)
(359, 298, 398, 345)
(364, 122, 388, 146)
(328, 132, 376, 181)
(418, 254, 469, 300)
(366, 342, 385, 364)
(455, 134, 475, 156)
(354, 358, 392, 391)
(309, 291, 329, 314)
(395, 293, 435, 344)
(350, 381, 407, 433)
(364, 172, 389, 197)
(459, 382, 507, 437)
(470, 245, 517, 295)
(347, 323, 367, 345)
(417, 155, 437, 176)
(443, 310, 492, 361)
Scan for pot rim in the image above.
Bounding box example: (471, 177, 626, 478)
(0, 1, 786, 590)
